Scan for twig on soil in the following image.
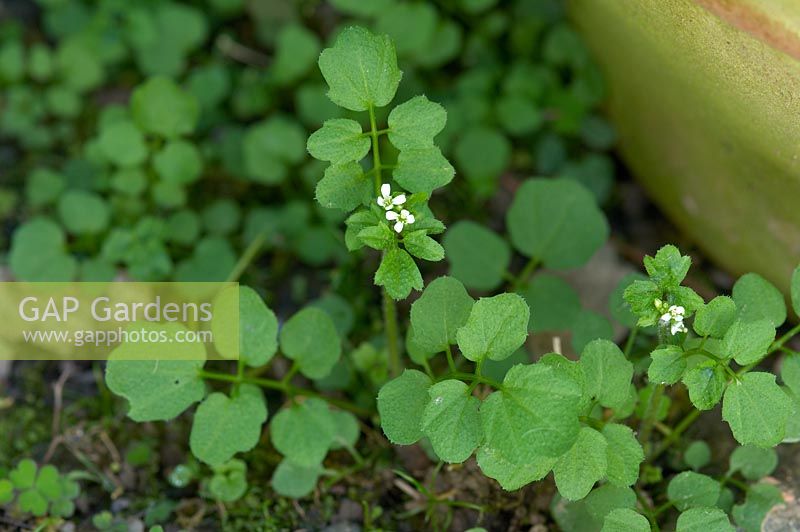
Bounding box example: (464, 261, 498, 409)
(215, 35, 270, 67)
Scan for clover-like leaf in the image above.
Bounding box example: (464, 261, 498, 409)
(212, 286, 278, 367)
(693, 296, 736, 338)
(153, 140, 203, 184)
(208, 459, 248, 502)
(98, 120, 148, 167)
(602, 423, 644, 487)
(421, 379, 482, 463)
(318, 26, 402, 111)
(190, 384, 267, 466)
(280, 308, 341, 379)
(410, 276, 474, 354)
(57, 190, 110, 236)
(667, 471, 720, 511)
(131, 76, 199, 138)
(387, 95, 446, 150)
(684, 441, 711, 471)
(271, 398, 336, 467)
(506, 178, 608, 269)
(9, 217, 77, 281)
(601, 508, 650, 532)
(732, 273, 786, 328)
(580, 340, 633, 410)
(732, 482, 783, 532)
(721, 319, 775, 366)
(443, 221, 511, 291)
(403, 230, 444, 262)
(457, 293, 529, 362)
(722, 372, 792, 447)
(481, 364, 581, 467)
(553, 426, 607, 501)
(729, 445, 778, 481)
(682, 361, 726, 411)
(105, 325, 206, 422)
(377, 369, 431, 445)
(648, 346, 686, 385)
(271, 459, 322, 498)
(676, 507, 734, 532)
(374, 248, 423, 300)
(315, 161, 371, 212)
(643, 245, 691, 289)
(307, 119, 370, 164)
(393, 146, 455, 193)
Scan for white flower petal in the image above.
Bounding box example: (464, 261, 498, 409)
(385, 211, 399, 221)
(405, 213, 415, 224)
(393, 221, 404, 233)
(381, 183, 391, 198)
(392, 194, 406, 205)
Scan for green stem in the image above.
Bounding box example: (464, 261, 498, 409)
(198, 370, 371, 416)
(510, 257, 540, 291)
(226, 231, 268, 283)
(445, 344, 457, 373)
(448, 371, 503, 390)
(623, 326, 639, 357)
(368, 103, 382, 195)
(769, 323, 800, 355)
(639, 383, 665, 454)
(651, 409, 701, 460)
(383, 288, 401, 377)
(635, 490, 660, 531)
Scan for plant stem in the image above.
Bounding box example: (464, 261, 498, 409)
(198, 369, 371, 416)
(510, 257, 540, 291)
(368, 102, 401, 377)
(368, 103, 382, 195)
(769, 323, 800, 355)
(623, 326, 639, 357)
(639, 383, 665, 454)
(226, 230, 268, 283)
(384, 288, 401, 377)
(651, 409, 701, 460)
(445, 344, 457, 373)
(448, 371, 503, 390)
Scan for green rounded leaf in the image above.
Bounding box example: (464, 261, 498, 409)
(388, 95, 447, 150)
(410, 276, 474, 354)
(729, 445, 778, 481)
(602, 423, 644, 487)
(58, 190, 110, 235)
(443, 221, 511, 291)
(318, 26, 402, 111)
(456, 293, 530, 362)
(393, 146, 455, 193)
(553, 426, 607, 501)
(722, 372, 792, 447)
(694, 296, 736, 338)
(105, 328, 206, 422)
(667, 471, 721, 512)
(519, 274, 582, 333)
(421, 379, 482, 463)
(676, 507, 734, 532)
(280, 308, 341, 379)
(271, 459, 322, 498)
(153, 140, 203, 184)
(270, 398, 336, 467)
(307, 119, 370, 164)
(131, 76, 199, 138)
(684, 441, 711, 471)
(315, 161, 371, 212)
(580, 340, 633, 410)
(212, 286, 278, 367)
(649, 346, 686, 385)
(721, 319, 775, 366)
(99, 120, 148, 167)
(732, 273, 786, 328)
(377, 369, 432, 445)
(601, 508, 650, 532)
(374, 248, 423, 300)
(10, 218, 77, 281)
(190, 384, 267, 466)
(507, 178, 609, 269)
(682, 362, 726, 411)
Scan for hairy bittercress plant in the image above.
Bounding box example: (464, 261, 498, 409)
(101, 26, 800, 532)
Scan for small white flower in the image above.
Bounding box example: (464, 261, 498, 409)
(376, 183, 406, 211)
(659, 304, 687, 335)
(386, 208, 415, 233)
